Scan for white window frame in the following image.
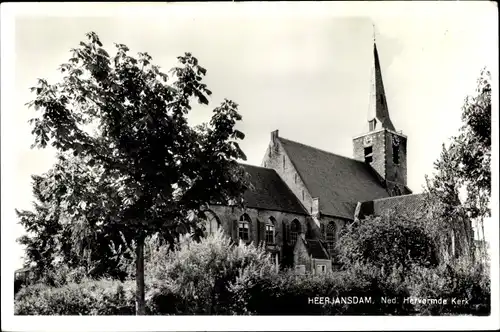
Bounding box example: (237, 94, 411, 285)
(238, 220, 249, 241)
(265, 223, 275, 244)
(317, 264, 327, 274)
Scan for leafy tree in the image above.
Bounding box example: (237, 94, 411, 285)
(425, 68, 491, 260)
(336, 209, 439, 276)
(452, 68, 491, 253)
(17, 155, 135, 283)
(23, 31, 249, 314)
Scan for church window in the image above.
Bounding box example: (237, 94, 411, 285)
(369, 119, 377, 131)
(290, 219, 301, 245)
(294, 173, 297, 183)
(302, 190, 304, 200)
(364, 146, 373, 163)
(239, 214, 251, 241)
(202, 210, 220, 237)
(317, 264, 327, 274)
(283, 155, 286, 169)
(266, 217, 276, 244)
(326, 222, 337, 257)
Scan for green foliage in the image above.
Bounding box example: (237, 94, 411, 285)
(15, 279, 136, 315)
(15, 232, 489, 315)
(21, 31, 250, 313)
(25, 31, 249, 241)
(424, 68, 491, 260)
(230, 263, 412, 315)
(145, 229, 276, 314)
(407, 258, 490, 315)
(336, 211, 439, 274)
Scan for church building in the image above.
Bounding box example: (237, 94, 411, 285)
(203, 40, 428, 273)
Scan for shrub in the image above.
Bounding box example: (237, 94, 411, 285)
(14, 279, 135, 315)
(145, 229, 277, 315)
(407, 257, 490, 315)
(230, 262, 414, 315)
(337, 212, 439, 274)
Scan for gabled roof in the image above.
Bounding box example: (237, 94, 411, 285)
(279, 137, 390, 219)
(240, 163, 308, 215)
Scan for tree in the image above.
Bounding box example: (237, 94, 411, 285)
(452, 68, 491, 255)
(425, 68, 491, 260)
(336, 209, 439, 277)
(24, 32, 249, 314)
(17, 155, 135, 283)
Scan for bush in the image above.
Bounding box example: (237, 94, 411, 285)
(145, 230, 276, 315)
(15, 279, 135, 315)
(337, 212, 439, 274)
(230, 262, 414, 315)
(15, 231, 490, 316)
(407, 258, 490, 315)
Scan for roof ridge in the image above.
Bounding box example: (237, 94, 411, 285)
(370, 193, 425, 203)
(278, 137, 364, 165)
(238, 162, 275, 171)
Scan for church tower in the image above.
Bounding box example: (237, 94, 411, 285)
(352, 37, 408, 196)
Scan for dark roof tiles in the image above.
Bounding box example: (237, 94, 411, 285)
(278, 137, 391, 219)
(240, 163, 307, 215)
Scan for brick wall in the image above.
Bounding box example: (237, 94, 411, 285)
(208, 204, 307, 263)
(353, 130, 386, 180)
(352, 129, 407, 193)
(261, 131, 314, 214)
(384, 130, 407, 187)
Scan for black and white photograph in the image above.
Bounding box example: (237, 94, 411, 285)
(1, 2, 498, 331)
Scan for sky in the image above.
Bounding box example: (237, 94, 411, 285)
(2, 2, 498, 270)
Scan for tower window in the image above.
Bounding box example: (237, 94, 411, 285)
(302, 190, 304, 200)
(393, 144, 400, 164)
(369, 119, 377, 131)
(283, 155, 286, 169)
(294, 173, 297, 183)
(364, 146, 373, 163)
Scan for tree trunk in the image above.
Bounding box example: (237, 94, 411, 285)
(135, 234, 146, 315)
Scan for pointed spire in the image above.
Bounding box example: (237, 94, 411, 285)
(368, 27, 396, 132)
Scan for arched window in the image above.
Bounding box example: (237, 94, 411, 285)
(326, 222, 337, 257)
(290, 219, 301, 245)
(239, 214, 251, 241)
(202, 210, 220, 236)
(266, 217, 276, 244)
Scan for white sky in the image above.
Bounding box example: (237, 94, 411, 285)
(3, 2, 498, 273)
(1, 2, 499, 331)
